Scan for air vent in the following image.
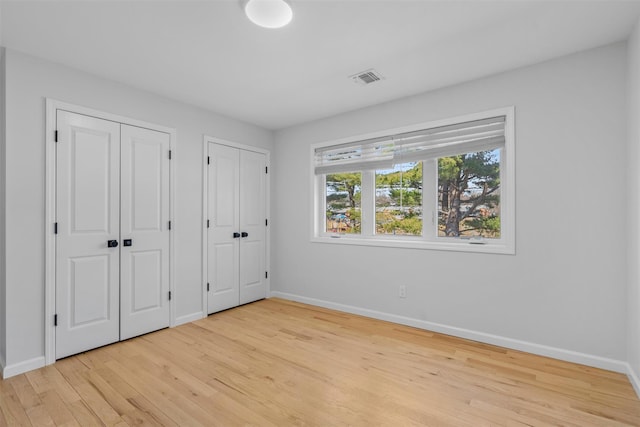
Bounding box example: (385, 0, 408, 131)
(350, 69, 384, 85)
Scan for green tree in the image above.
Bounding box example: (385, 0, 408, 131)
(438, 150, 500, 237)
(376, 162, 422, 207)
(326, 173, 361, 208)
(389, 188, 422, 206)
(467, 216, 500, 237)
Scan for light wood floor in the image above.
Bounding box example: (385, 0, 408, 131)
(1, 298, 639, 426)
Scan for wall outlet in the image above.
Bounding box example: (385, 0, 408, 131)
(399, 285, 406, 298)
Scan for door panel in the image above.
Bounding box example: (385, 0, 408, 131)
(213, 244, 236, 293)
(130, 250, 162, 312)
(69, 255, 111, 326)
(207, 143, 240, 313)
(131, 140, 163, 231)
(239, 150, 267, 304)
(120, 124, 170, 340)
(70, 133, 113, 233)
(56, 111, 120, 359)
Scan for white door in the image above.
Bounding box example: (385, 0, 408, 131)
(207, 143, 266, 314)
(120, 125, 171, 340)
(55, 111, 121, 359)
(56, 111, 172, 358)
(239, 149, 267, 305)
(207, 143, 240, 313)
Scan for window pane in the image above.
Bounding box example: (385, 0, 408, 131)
(375, 162, 422, 236)
(438, 149, 501, 239)
(326, 173, 361, 234)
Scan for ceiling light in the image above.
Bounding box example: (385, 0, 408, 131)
(244, 0, 293, 29)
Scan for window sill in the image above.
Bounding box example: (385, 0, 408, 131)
(311, 235, 515, 255)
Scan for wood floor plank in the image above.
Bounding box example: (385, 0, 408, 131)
(0, 378, 33, 426)
(1, 298, 639, 426)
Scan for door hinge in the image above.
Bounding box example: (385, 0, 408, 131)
(168, 220, 172, 230)
(265, 166, 268, 174)
(207, 283, 210, 292)
(169, 291, 172, 301)
(265, 271, 268, 279)
(169, 150, 172, 160)
(54, 130, 58, 142)
(54, 222, 58, 234)
(207, 156, 210, 165)
(54, 314, 58, 326)
(207, 219, 210, 228)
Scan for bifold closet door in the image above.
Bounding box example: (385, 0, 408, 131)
(120, 124, 171, 340)
(238, 149, 267, 305)
(207, 143, 241, 313)
(55, 111, 121, 359)
(56, 111, 171, 359)
(207, 143, 266, 314)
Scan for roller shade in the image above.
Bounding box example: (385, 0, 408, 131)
(314, 116, 505, 174)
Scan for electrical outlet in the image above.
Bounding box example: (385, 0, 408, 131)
(399, 285, 406, 298)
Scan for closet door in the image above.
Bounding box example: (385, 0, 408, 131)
(120, 125, 171, 340)
(239, 149, 267, 305)
(55, 111, 121, 359)
(207, 143, 240, 313)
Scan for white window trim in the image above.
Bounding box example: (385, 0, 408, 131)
(310, 107, 515, 255)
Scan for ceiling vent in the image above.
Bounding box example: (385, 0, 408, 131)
(350, 69, 384, 85)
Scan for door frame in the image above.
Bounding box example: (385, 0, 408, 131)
(45, 99, 176, 365)
(201, 135, 271, 316)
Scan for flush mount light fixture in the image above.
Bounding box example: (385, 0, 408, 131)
(244, 0, 293, 29)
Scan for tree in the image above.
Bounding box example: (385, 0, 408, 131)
(438, 150, 500, 237)
(376, 162, 422, 207)
(326, 173, 361, 208)
(389, 188, 421, 206)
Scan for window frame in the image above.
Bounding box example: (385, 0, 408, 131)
(310, 107, 515, 255)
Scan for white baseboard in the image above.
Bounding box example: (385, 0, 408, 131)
(627, 363, 640, 398)
(270, 291, 628, 374)
(174, 311, 205, 327)
(2, 356, 45, 379)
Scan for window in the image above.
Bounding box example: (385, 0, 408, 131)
(326, 172, 361, 234)
(438, 148, 501, 240)
(312, 108, 515, 254)
(376, 162, 422, 236)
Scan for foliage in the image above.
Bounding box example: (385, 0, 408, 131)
(375, 163, 423, 235)
(383, 216, 422, 235)
(326, 173, 362, 234)
(467, 216, 500, 236)
(388, 188, 422, 206)
(376, 162, 423, 188)
(326, 173, 361, 208)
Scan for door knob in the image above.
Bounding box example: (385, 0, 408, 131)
(107, 240, 119, 248)
(233, 232, 241, 238)
(241, 232, 248, 237)
(123, 239, 132, 247)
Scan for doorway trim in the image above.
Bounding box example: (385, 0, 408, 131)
(201, 135, 271, 316)
(45, 99, 176, 365)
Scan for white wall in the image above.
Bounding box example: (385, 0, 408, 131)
(2, 48, 273, 372)
(0, 46, 6, 370)
(273, 43, 629, 368)
(627, 19, 640, 394)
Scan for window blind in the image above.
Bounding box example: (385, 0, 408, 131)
(314, 116, 505, 174)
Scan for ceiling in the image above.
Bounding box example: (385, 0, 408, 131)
(1, 0, 640, 130)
